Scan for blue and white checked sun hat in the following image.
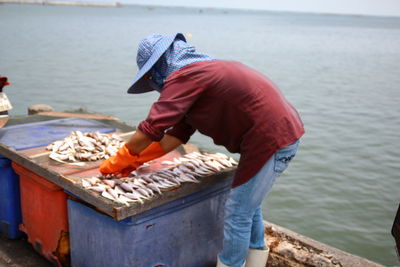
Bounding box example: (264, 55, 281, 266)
(127, 33, 186, 94)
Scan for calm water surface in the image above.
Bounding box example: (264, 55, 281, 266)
(1, 4, 399, 266)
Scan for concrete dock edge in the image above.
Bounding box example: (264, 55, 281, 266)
(265, 221, 385, 267)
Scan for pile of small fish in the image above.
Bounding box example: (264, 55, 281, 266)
(82, 152, 238, 206)
(46, 131, 124, 163)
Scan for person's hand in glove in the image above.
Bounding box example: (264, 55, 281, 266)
(99, 143, 139, 176)
(133, 141, 166, 167)
(100, 130, 183, 176)
(100, 129, 153, 176)
(100, 142, 168, 176)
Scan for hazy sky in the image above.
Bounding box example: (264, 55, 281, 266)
(119, 0, 400, 17)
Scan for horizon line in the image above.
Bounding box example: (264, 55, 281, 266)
(2, 0, 400, 18)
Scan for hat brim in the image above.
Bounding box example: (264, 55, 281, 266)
(127, 33, 186, 94)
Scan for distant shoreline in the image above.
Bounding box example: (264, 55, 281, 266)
(1, 0, 399, 18)
(0, 0, 122, 7)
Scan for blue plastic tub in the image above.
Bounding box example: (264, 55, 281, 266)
(0, 117, 116, 239)
(0, 155, 22, 239)
(68, 179, 232, 267)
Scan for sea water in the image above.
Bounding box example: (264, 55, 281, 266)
(1, 4, 399, 265)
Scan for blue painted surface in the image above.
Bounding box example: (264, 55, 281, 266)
(0, 156, 22, 239)
(68, 179, 232, 267)
(0, 117, 115, 150)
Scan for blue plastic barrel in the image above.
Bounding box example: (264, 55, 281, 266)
(68, 179, 232, 267)
(0, 155, 22, 239)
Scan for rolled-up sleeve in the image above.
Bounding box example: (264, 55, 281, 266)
(165, 119, 196, 143)
(138, 75, 204, 141)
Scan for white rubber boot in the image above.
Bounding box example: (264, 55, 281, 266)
(217, 256, 246, 267)
(245, 247, 270, 267)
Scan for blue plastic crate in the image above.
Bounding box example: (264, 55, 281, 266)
(0, 155, 22, 239)
(68, 179, 232, 267)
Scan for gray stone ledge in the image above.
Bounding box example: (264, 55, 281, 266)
(265, 221, 385, 267)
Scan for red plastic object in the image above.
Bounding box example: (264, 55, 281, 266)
(11, 162, 70, 266)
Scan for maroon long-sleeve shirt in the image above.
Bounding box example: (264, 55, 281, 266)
(138, 60, 304, 187)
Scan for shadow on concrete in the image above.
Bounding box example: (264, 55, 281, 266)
(0, 235, 51, 267)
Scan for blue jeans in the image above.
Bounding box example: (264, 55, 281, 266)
(219, 140, 300, 267)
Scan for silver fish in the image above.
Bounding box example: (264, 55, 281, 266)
(47, 131, 125, 163)
(89, 184, 108, 193)
(101, 190, 115, 201)
(89, 177, 101, 185)
(136, 188, 152, 198)
(177, 173, 200, 183)
(124, 192, 145, 203)
(120, 182, 134, 192)
(103, 179, 116, 188)
(114, 185, 126, 195)
(141, 174, 154, 184)
(84, 151, 237, 206)
(107, 188, 119, 199)
(161, 160, 175, 165)
(147, 183, 162, 194)
(117, 195, 135, 206)
(81, 179, 91, 188)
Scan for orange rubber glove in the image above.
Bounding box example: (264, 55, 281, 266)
(134, 141, 166, 167)
(99, 142, 166, 177)
(99, 143, 139, 176)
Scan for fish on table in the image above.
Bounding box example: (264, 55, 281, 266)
(81, 151, 238, 206)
